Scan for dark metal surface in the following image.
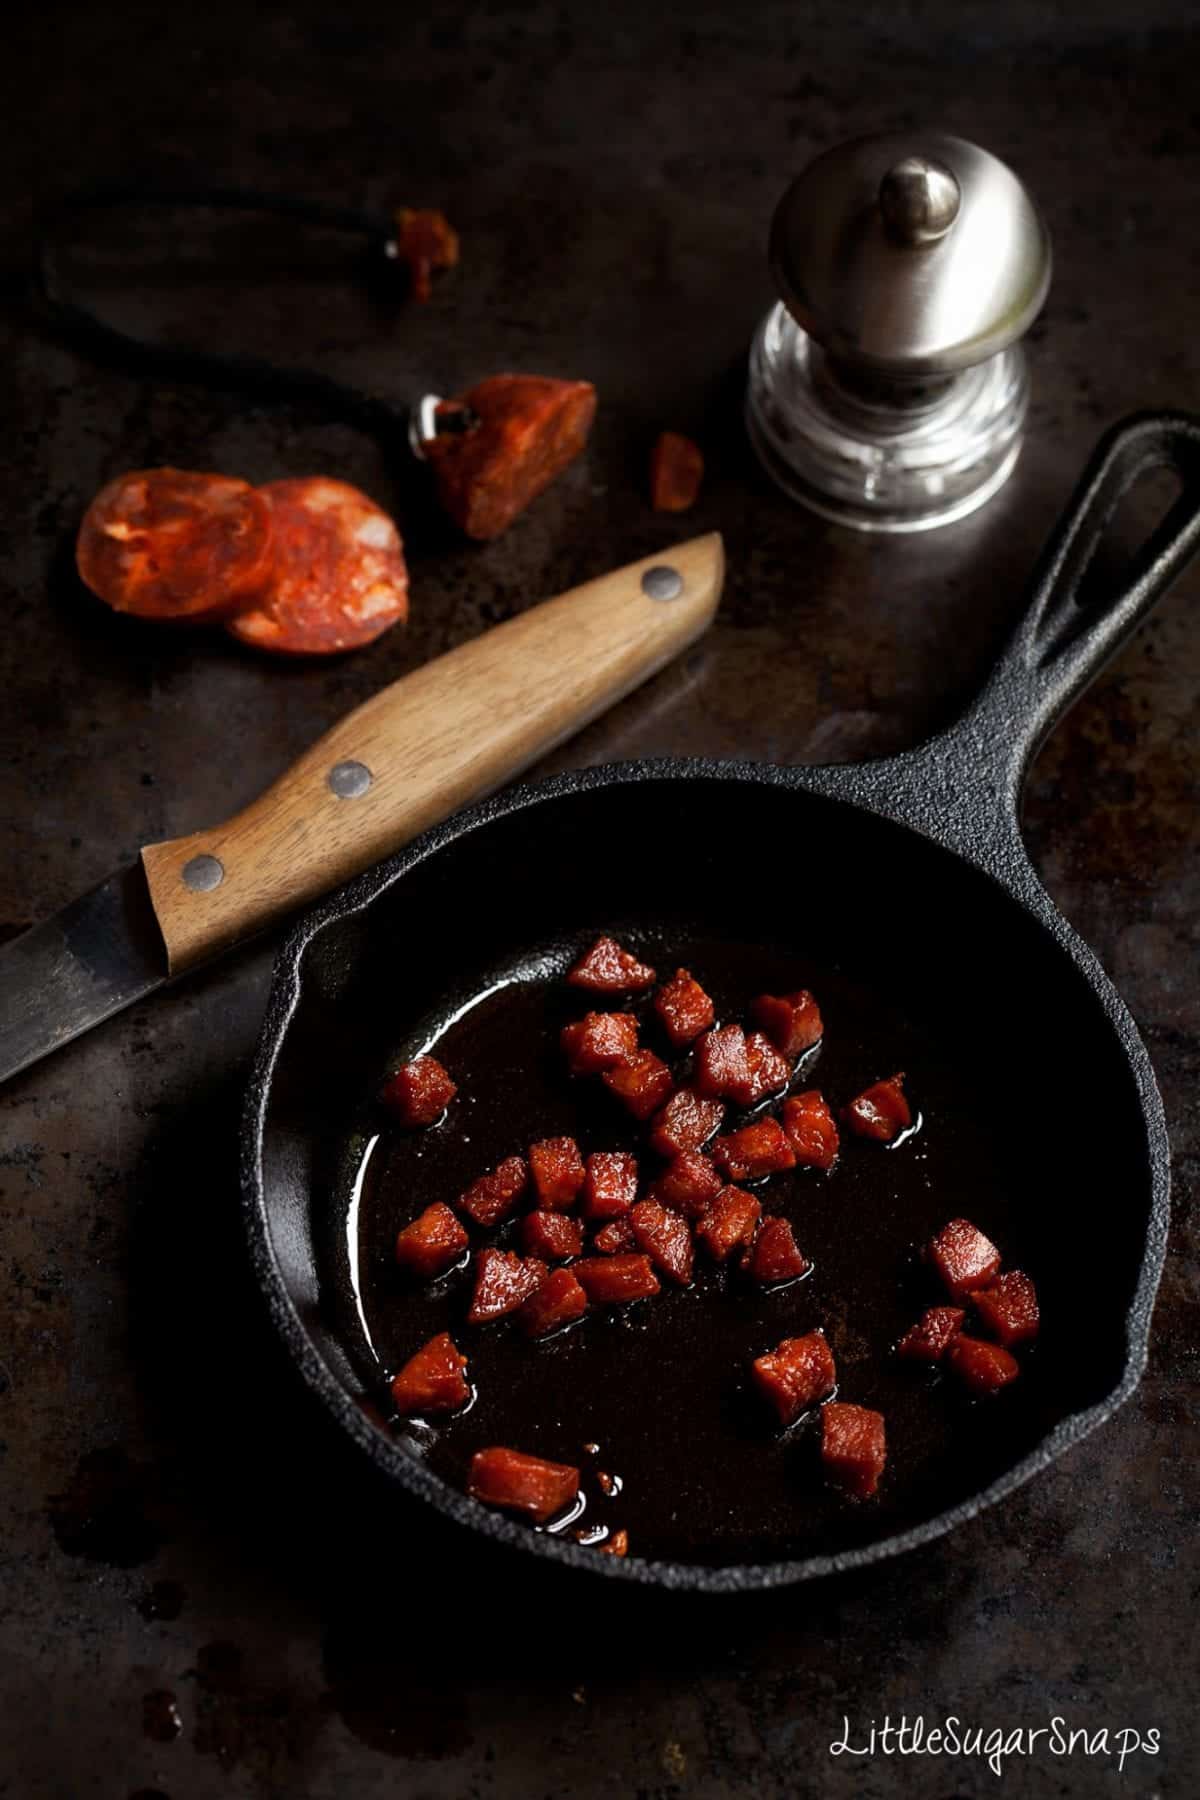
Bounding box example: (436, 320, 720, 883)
(2, 2, 1198, 1795)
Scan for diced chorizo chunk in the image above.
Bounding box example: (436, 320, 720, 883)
(780, 1090, 840, 1170)
(518, 1266, 589, 1337)
(521, 1211, 584, 1262)
(467, 1249, 547, 1323)
(649, 431, 704, 512)
(602, 1048, 673, 1120)
(695, 1186, 762, 1262)
(896, 1305, 965, 1363)
(752, 990, 824, 1059)
(821, 1402, 887, 1498)
(561, 1010, 639, 1075)
(467, 1446, 579, 1523)
(649, 1087, 725, 1157)
(751, 1330, 835, 1424)
(574, 1254, 661, 1305)
(842, 1073, 912, 1143)
(693, 1025, 753, 1100)
(652, 1150, 723, 1219)
(528, 1136, 586, 1211)
(390, 1332, 470, 1414)
(946, 1334, 1020, 1396)
(391, 206, 459, 303)
(567, 935, 656, 993)
(598, 1528, 629, 1556)
(457, 1155, 529, 1227)
(394, 1201, 469, 1278)
(735, 1032, 792, 1106)
(970, 1271, 1039, 1347)
(592, 1217, 636, 1254)
(581, 1151, 639, 1221)
(712, 1117, 796, 1181)
(743, 1216, 809, 1285)
(380, 1054, 457, 1126)
(653, 968, 715, 1047)
(630, 1198, 694, 1286)
(927, 1217, 1002, 1300)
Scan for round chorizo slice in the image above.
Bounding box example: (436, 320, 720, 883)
(76, 468, 275, 622)
(225, 477, 409, 656)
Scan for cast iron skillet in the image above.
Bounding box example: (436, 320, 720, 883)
(244, 412, 1200, 1591)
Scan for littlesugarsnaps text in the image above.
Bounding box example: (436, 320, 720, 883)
(830, 1714, 1160, 1778)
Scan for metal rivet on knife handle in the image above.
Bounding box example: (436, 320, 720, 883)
(642, 565, 683, 601)
(328, 760, 373, 799)
(181, 854, 225, 892)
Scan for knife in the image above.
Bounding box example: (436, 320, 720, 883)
(0, 534, 723, 1086)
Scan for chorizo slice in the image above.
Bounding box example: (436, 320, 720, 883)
(649, 432, 704, 512)
(76, 468, 274, 623)
(424, 374, 596, 540)
(226, 477, 408, 655)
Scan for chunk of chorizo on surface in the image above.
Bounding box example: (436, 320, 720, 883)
(970, 1270, 1039, 1347)
(521, 1211, 585, 1262)
(528, 1136, 586, 1210)
(518, 1266, 589, 1337)
(841, 1073, 912, 1142)
(926, 1217, 1002, 1300)
(602, 1048, 673, 1120)
(821, 1402, 887, 1498)
(561, 1010, 639, 1075)
(598, 1528, 629, 1557)
(695, 1186, 762, 1262)
(780, 1090, 839, 1170)
(693, 1025, 754, 1100)
(652, 1150, 723, 1219)
(629, 1198, 694, 1286)
(389, 1332, 470, 1414)
(896, 1305, 965, 1363)
(649, 1086, 725, 1157)
(592, 1217, 636, 1254)
(736, 1033, 792, 1106)
(456, 1155, 529, 1227)
(380, 1054, 457, 1126)
(394, 1201, 469, 1278)
(567, 935, 656, 992)
(425, 375, 597, 542)
(712, 1117, 796, 1181)
(946, 1335, 1020, 1395)
(751, 1330, 835, 1424)
(581, 1151, 639, 1221)
(743, 1216, 808, 1285)
(574, 1253, 661, 1304)
(467, 1445, 580, 1522)
(752, 990, 824, 1059)
(653, 968, 715, 1047)
(390, 206, 459, 303)
(467, 1249, 547, 1323)
(649, 430, 704, 512)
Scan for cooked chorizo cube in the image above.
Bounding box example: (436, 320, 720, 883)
(735, 1033, 792, 1106)
(561, 1010, 639, 1075)
(751, 1329, 835, 1424)
(457, 1155, 529, 1227)
(394, 1201, 469, 1278)
(380, 1054, 457, 1126)
(713, 1117, 796, 1181)
(652, 1150, 723, 1218)
(648, 1087, 725, 1157)
(602, 1048, 673, 1119)
(970, 1270, 1039, 1347)
(598, 1528, 629, 1556)
(467, 1249, 547, 1323)
(695, 1186, 762, 1262)
(693, 1025, 753, 1100)
(581, 1151, 639, 1221)
(780, 1090, 839, 1171)
(946, 1334, 1020, 1396)
(896, 1305, 965, 1363)
(842, 1073, 912, 1142)
(927, 1217, 1001, 1300)
(821, 1402, 887, 1498)
(528, 1136, 586, 1210)
(752, 990, 823, 1059)
(592, 1217, 636, 1254)
(467, 1446, 579, 1522)
(567, 935, 656, 993)
(521, 1210, 585, 1262)
(653, 968, 715, 1047)
(630, 1198, 694, 1286)
(574, 1253, 661, 1305)
(517, 1266, 589, 1337)
(389, 1332, 470, 1414)
(743, 1216, 809, 1285)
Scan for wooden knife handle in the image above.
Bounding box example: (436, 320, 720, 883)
(141, 533, 723, 972)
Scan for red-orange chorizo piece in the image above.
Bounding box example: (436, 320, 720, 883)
(649, 432, 704, 512)
(391, 207, 459, 303)
(425, 375, 597, 540)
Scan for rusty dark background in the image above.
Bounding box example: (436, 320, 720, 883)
(2, 2, 1198, 1796)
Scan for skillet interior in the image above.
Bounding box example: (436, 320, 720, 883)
(249, 768, 1159, 1582)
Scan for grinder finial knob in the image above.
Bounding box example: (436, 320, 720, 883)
(878, 155, 961, 245)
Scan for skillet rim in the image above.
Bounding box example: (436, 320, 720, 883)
(241, 756, 1170, 1592)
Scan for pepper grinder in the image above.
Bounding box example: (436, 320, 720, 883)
(745, 131, 1051, 532)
